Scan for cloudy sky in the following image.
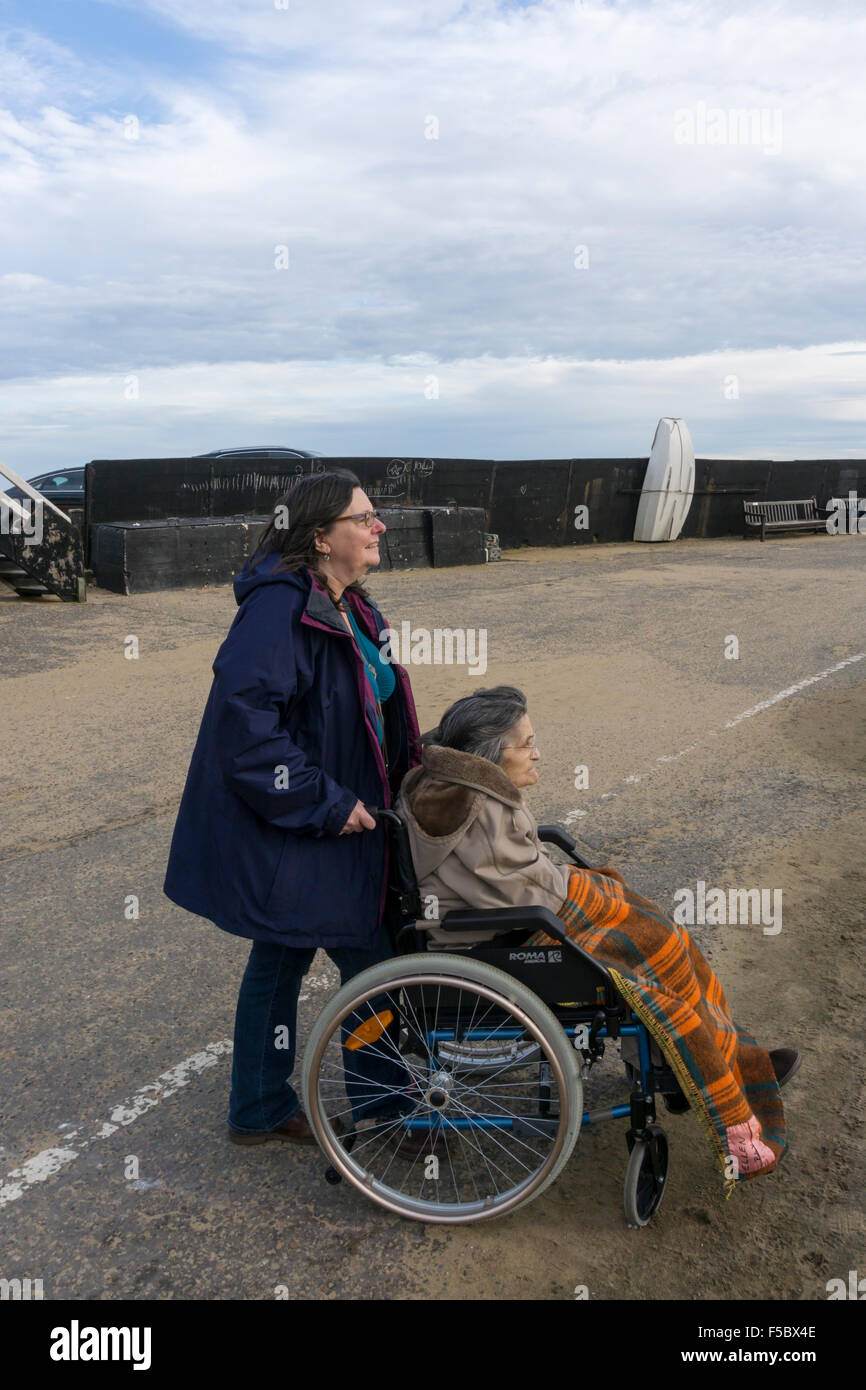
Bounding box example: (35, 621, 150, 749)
(1, 0, 864, 481)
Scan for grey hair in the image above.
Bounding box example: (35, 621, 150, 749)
(421, 685, 528, 765)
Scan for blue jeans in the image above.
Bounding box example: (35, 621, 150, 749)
(228, 925, 412, 1134)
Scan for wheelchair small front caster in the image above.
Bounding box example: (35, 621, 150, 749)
(623, 1123, 669, 1227)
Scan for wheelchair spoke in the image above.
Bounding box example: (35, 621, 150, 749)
(395, 981, 438, 1068)
(442, 1089, 547, 1175)
(447, 1078, 556, 1156)
(440, 1113, 531, 1195)
(442, 1129, 466, 1206)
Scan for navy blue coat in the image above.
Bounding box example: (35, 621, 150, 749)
(163, 554, 422, 949)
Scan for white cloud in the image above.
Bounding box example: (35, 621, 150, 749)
(2, 341, 864, 469)
(0, 272, 51, 289)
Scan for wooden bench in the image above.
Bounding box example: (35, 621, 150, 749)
(743, 496, 827, 541)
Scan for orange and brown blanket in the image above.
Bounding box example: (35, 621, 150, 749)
(527, 865, 787, 1191)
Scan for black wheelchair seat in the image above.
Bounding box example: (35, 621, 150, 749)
(371, 806, 620, 1011)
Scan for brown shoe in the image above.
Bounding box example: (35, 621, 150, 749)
(228, 1112, 345, 1146)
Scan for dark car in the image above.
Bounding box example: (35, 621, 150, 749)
(194, 446, 324, 460)
(2, 450, 325, 507)
(2, 468, 86, 513)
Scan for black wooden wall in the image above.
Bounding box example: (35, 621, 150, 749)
(84, 453, 866, 556)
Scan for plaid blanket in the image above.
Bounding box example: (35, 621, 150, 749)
(527, 865, 787, 1192)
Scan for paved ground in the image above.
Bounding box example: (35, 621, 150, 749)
(1, 532, 864, 1300)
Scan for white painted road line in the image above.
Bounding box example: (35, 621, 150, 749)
(722, 653, 866, 729)
(564, 653, 866, 826)
(0, 1040, 232, 1210)
(0, 966, 344, 1212)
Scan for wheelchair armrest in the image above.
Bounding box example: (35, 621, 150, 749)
(439, 905, 569, 936)
(537, 824, 594, 871)
(439, 906, 615, 985)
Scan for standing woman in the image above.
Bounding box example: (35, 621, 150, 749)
(163, 470, 422, 1144)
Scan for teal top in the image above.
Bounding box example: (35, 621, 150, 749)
(342, 602, 396, 746)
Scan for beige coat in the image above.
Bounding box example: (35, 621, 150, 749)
(395, 744, 571, 945)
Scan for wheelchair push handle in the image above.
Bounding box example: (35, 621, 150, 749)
(363, 805, 404, 827)
(537, 823, 594, 871)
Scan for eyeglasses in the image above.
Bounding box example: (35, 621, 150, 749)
(333, 510, 382, 527)
(503, 732, 537, 751)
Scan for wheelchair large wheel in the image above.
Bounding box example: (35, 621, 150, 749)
(301, 952, 583, 1224)
(623, 1124, 669, 1227)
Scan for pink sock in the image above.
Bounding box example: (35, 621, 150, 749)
(726, 1114, 775, 1176)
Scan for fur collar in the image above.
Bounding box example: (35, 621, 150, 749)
(399, 743, 522, 838)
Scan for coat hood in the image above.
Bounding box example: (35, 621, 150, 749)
(396, 744, 523, 880)
(232, 552, 381, 640)
(233, 550, 314, 606)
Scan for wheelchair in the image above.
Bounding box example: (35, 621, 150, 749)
(301, 808, 678, 1227)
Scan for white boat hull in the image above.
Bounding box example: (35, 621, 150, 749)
(633, 418, 695, 542)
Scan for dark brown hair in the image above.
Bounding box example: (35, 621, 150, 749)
(248, 468, 371, 604)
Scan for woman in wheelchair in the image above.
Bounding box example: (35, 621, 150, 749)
(395, 684, 801, 1185)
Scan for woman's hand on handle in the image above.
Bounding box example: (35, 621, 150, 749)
(339, 800, 378, 835)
